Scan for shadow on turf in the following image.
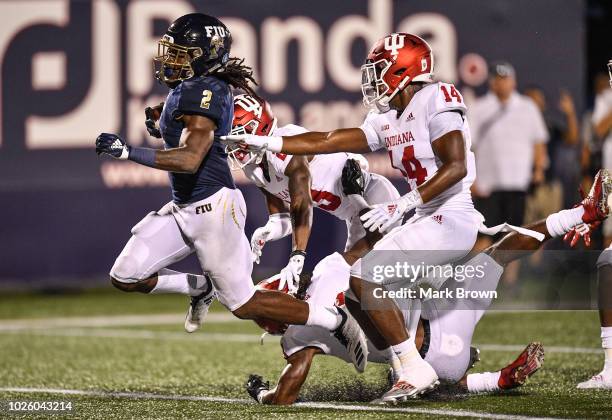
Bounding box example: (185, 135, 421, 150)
(299, 379, 476, 404)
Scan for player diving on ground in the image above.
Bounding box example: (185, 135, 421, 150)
(243, 169, 612, 405)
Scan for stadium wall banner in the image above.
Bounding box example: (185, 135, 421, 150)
(0, 0, 584, 281)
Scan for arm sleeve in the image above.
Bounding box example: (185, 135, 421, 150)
(174, 79, 228, 124)
(429, 111, 465, 143)
(359, 112, 385, 151)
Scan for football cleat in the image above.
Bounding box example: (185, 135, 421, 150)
(332, 307, 368, 373)
(581, 169, 612, 224)
(246, 374, 270, 403)
(468, 346, 481, 369)
(498, 342, 544, 390)
(184, 274, 216, 333)
(577, 371, 612, 389)
(378, 359, 439, 403)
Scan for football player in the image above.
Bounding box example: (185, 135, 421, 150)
(245, 169, 612, 404)
(224, 33, 480, 401)
(227, 94, 401, 291)
(578, 60, 612, 389)
(94, 13, 367, 368)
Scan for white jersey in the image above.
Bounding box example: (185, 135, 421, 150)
(359, 82, 476, 215)
(242, 124, 370, 221)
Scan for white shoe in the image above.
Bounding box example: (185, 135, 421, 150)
(577, 371, 612, 389)
(332, 307, 368, 373)
(380, 358, 439, 403)
(184, 274, 215, 333)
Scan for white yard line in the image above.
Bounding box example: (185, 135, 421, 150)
(477, 344, 602, 354)
(0, 313, 236, 331)
(0, 387, 568, 420)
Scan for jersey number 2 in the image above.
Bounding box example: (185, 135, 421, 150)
(391, 146, 427, 186)
(200, 90, 213, 109)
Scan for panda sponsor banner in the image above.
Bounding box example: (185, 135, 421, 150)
(0, 0, 584, 280)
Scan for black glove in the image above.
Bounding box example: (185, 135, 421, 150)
(341, 158, 365, 196)
(144, 102, 164, 138)
(246, 374, 270, 403)
(95, 133, 130, 159)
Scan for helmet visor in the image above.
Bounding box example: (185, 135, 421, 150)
(154, 38, 201, 83)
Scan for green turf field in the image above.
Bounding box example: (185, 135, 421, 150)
(0, 289, 610, 419)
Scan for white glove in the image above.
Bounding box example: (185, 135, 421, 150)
(221, 134, 283, 153)
(278, 251, 306, 293)
(250, 213, 292, 264)
(361, 189, 423, 233)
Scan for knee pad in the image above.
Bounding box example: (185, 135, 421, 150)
(109, 253, 143, 283)
(597, 249, 612, 269)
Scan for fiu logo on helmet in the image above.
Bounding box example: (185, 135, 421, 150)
(205, 26, 228, 38)
(235, 95, 263, 118)
(384, 33, 406, 59)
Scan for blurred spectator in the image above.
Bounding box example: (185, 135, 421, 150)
(469, 61, 548, 291)
(592, 70, 612, 245)
(470, 61, 549, 230)
(523, 87, 579, 210)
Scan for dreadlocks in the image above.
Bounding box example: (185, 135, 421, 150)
(213, 57, 259, 98)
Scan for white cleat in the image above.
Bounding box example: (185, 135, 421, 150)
(333, 307, 368, 373)
(184, 274, 216, 333)
(379, 358, 439, 403)
(577, 371, 612, 389)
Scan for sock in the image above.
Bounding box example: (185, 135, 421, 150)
(466, 371, 501, 393)
(602, 327, 612, 372)
(151, 268, 210, 296)
(305, 301, 342, 330)
(391, 339, 421, 378)
(384, 347, 402, 383)
(545, 207, 585, 237)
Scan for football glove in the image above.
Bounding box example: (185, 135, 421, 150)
(341, 158, 366, 196)
(96, 133, 130, 159)
(246, 374, 270, 404)
(250, 213, 292, 264)
(220, 134, 283, 153)
(144, 102, 164, 138)
(278, 250, 306, 293)
(361, 189, 422, 233)
(563, 221, 600, 248)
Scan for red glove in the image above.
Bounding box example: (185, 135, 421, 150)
(563, 221, 601, 248)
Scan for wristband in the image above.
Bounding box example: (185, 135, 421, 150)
(265, 136, 283, 153)
(290, 250, 307, 258)
(128, 146, 157, 168)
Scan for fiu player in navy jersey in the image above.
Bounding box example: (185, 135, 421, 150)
(95, 13, 367, 369)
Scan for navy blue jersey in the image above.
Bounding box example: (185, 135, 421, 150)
(159, 75, 235, 204)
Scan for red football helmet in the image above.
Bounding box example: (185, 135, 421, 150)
(226, 94, 277, 170)
(361, 33, 434, 111)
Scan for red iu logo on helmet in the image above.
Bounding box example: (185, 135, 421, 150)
(235, 95, 263, 118)
(384, 33, 406, 59)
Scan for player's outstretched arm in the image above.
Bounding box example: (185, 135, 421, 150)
(95, 114, 216, 174)
(222, 128, 372, 156)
